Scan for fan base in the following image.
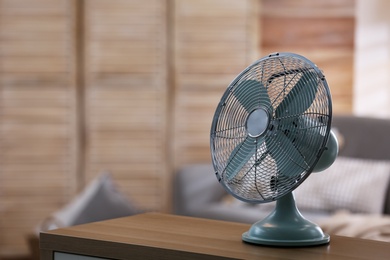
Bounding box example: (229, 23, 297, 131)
(242, 192, 330, 247)
(242, 232, 329, 247)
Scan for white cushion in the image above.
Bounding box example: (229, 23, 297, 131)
(39, 173, 138, 231)
(295, 157, 390, 214)
(318, 211, 390, 242)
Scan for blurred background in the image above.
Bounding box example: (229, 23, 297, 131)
(0, 0, 389, 258)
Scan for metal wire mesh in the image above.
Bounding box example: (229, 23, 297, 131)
(210, 52, 332, 203)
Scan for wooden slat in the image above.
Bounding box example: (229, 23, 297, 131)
(173, 0, 258, 168)
(354, 0, 390, 118)
(262, 17, 354, 48)
(0, 0, 76, 256)
(261, 0, 355, 18)
(260, 0, 355, 114)
(83, 0, 168, 212)
(0, 1, 359, 258)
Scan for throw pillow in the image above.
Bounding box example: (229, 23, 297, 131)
(294, 156, 390, 214)
(39, 172, 138, 231)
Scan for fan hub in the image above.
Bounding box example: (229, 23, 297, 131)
(246, 107, 270, 137)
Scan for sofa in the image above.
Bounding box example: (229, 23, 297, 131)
(173, 115, 390, 241)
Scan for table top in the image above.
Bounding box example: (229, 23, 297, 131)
(40, 213, 390, 260)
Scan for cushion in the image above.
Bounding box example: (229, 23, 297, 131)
(318, 210, 390, 242)
(294, 156, 390, 214)
(39, 172, 138, 231)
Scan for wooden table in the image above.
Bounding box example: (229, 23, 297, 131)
(40, 213, 390, 260)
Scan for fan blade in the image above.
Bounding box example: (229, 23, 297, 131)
(292, 116, 325, 157)
(233, 80, 271, 112)
(275, 70, 318, 118)
(225, 136, 263, 181)
(265, 130, 307, 178)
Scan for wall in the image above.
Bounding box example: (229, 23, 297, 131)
(0, 0, 172, 255)
(0, 0, 257, 256)
(172, 0, 259, 167)
(0, 0, 77, 255)
(82, 0, 169, 211)
(260, 0, 355, 114)
(0, 0, 358, 257)
(354, 0, 390, 118)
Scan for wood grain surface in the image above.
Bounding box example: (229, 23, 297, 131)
(40, 213, 390, 260)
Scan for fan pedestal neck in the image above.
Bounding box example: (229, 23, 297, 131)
(242, 192, 329, 246)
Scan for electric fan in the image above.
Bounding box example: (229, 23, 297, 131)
(210, 52, 339, 246)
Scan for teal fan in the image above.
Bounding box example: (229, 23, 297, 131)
(210, 52, 338, 246)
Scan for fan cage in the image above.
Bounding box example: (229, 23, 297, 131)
(210, 52, 332, 203)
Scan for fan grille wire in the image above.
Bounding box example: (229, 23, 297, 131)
(210, 53, 332, 203)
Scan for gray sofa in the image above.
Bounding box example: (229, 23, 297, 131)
(173, 115, 390, 224)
